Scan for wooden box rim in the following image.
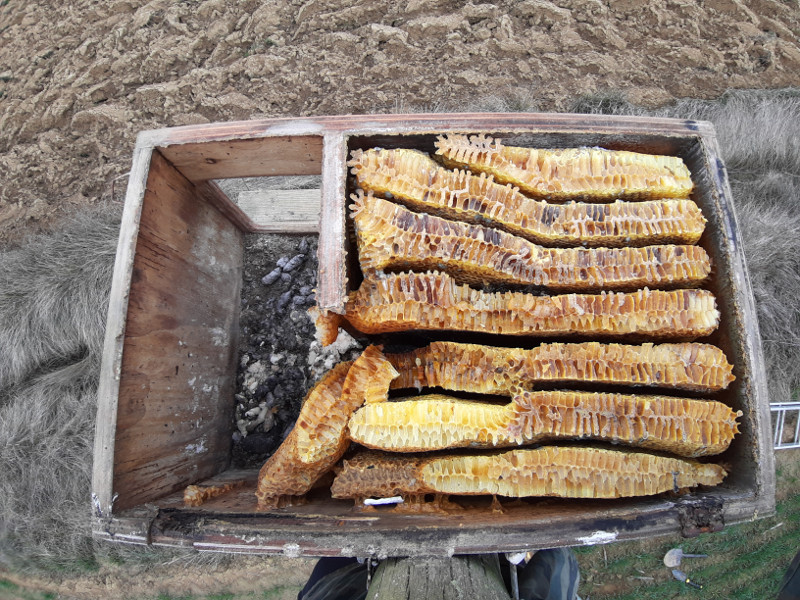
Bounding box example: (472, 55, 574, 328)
(92, 112, 775, 557)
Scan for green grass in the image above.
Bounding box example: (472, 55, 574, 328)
(577, 451, 800, 599)
(146, 586, 300, 600)
(0, 579, 56, 600)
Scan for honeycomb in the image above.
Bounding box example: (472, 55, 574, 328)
(348, 391, 741, 457)
(184, 481, 246, 507)
(435, 134, 694, 200)
(348, 147, 706, 247)
(255, 346, 398, 510)
(343, 270, 720, 340)
(330, 446, 726, 501)
(352, 191, 711, 291)
(256, 133, 738, 509)
(388, 341, 735, 394)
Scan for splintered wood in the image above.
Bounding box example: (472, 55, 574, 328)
(253, 132, 739, 512)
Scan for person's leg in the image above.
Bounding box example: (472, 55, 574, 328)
(516, 548, 581, 600)
(298, 557, 368, 600)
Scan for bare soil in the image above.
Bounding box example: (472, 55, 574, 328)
(2, 0, 800, 247)
(2, 0, 800, 598)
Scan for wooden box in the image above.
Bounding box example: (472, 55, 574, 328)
(92, 114, 774, 556)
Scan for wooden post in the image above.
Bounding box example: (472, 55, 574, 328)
(366, 555, 511, 600)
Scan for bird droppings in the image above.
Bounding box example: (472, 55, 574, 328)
(232, 233, 363, 469)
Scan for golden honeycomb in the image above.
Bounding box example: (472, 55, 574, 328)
(256, 132, 738, 509)
(255, 346, 397, 510)
(352, 191, 711, 291)
(388, 341, 735, 394)
(348, 147, 705, 247)
(330, 447, 726, 501)
(348, 391, 742, 457)
(435, 134, 694, 200)
(342, 270, 719, 340)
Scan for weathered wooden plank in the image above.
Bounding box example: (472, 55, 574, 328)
(698, 131, 775, 508)
(236, 189, 321, 232)
(112, 150, 242, 511)
(141, 113, 712, 150)
(316, 133, 348, 312)
(159, 135, 323, 182)
(367, 556, 510, 600)
(92, 142, 153, 518)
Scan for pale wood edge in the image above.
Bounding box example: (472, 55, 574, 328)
(316, 133, 347, 313)
(250, 222, 320, 234)
(92, 144, 154, 518)
(700, 129, 776, 508)
(138, 113, 709, 148)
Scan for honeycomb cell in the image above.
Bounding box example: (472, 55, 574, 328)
(352, 192, 711, 291)
(388, 341, 735, 394)
(343, 271, 719, 340)
(434, 134, 694, 200)
(348, 391, 741, 457)
(255, 346, 398, 510)
(349, 147, 705, 246)
(330, 447, 726, 500)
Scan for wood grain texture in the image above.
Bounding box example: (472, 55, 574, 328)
(159, 135, 323, 182)
(101, 486, 765, 557)
(112, 150, 242, 511)
(92, 143, 153, 517)
(317, 133, 348, 312)
(236, 189, 321, 232)
(367, 555, 510, 600)
(141, 113, 714, 149)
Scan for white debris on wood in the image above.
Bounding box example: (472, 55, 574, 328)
(364, 496, 404, 506)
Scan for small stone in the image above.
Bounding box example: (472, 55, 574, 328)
(282, 254, 305, 272)
(232, 431, 242, 442)
(299, 285, 312, 295)
(277, 290, 292, 310)
(261, 267, 281, 285)
(292, 295, 306, 305)
(280, 272, 292, 283)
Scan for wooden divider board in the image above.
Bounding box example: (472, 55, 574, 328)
(235, 189, 321, 233)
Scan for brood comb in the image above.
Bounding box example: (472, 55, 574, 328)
(434, 134, 694, 200)
(330, 447, 727, 501)
(388, 341, 735, 394)
(343, 271, 719, 340)
(352, 192, 711, 291)
(255, 346, 397, 509)
(348, 391, 742, 457)
(349, 147, 705, 246)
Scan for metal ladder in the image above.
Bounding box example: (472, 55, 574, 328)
(772, 402, 800, 450)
